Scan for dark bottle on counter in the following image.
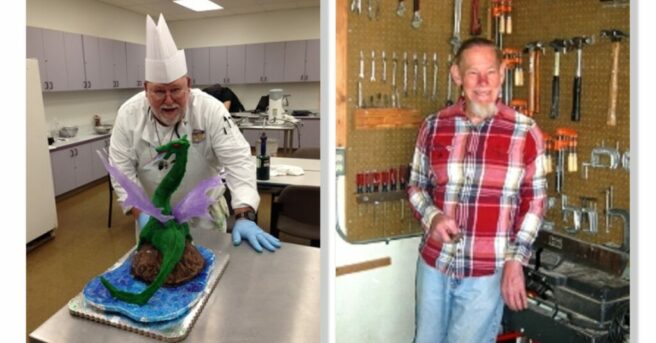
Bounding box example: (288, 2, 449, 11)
(256, 132, 270, 180)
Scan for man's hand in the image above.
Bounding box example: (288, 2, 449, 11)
(428, 213, 461, 244)
(502, 260, 528, 311)
(232, 219, 281, 253)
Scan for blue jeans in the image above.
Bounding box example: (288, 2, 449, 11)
(413, 257, 504, 343)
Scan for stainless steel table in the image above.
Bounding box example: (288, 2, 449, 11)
(29, 229, 320, 343)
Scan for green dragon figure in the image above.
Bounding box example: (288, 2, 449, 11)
(99, 135, 219, 305)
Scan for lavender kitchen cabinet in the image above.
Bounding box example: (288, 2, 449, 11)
(26, 27, 69, 91)
(188, 47, 211, 87)
(126, 42, 146, 88)
(245, 42, 285, 84)
(283, 39, 320, 82)
(98, 38, 128, 89)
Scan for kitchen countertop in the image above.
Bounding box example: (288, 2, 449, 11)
(49, 125, 111, 151)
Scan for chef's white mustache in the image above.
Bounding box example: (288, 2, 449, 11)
(160, 105, 179, 111)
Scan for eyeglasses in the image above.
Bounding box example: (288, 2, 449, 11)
(148, 87, 187, 101)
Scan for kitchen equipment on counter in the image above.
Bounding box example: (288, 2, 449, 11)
(268, 88, 285, 121)
(59, 126, 79, 138)
(291, 110, 313, 117)
(94, 125, 113, 135)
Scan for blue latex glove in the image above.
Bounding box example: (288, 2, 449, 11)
(137, 212, 151, 229)
(232, 219, 281, 253)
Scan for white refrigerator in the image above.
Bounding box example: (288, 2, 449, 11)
(26, 58, 58, 243)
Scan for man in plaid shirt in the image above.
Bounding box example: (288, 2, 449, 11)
(408, 37, 547, 343)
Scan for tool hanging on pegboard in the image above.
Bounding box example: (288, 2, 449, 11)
(412, 52, 418, 95)
(470, 0, 482, 36)
(523, 42, 544, 116)
(554, 128, 578, 193)
(548, 39, 571, 119)
(570, 36, 594, 122)
(350, 0, 361, 15)
(411, 0, 422, 28)
(422, 53, 428, 97)
(600, 29, 628, 127)
(502, 48, 521, 105)
(396, 0, 406, 16)
(403, 52, 409, 97)
(367, 0, 379, 20)
(358, 50, 364, 108)
(492, 0, 512, 48)
(445, 54, 454, 106)
(391, 52, 400, 108)
(370, 50, 376, 82)
(431, 52, 439, 101)
(382, 51, 387, 83)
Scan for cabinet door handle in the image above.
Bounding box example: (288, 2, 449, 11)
(116, 81, 120, 87)
(70, 149, 74, 157)
(50, 81, 54, 89)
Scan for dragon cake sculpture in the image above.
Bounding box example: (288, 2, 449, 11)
(96, 135, 222, 306)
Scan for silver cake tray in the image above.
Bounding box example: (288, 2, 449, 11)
(68, 247, 230, 342)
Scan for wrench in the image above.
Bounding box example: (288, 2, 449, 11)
(412, 53, 418, 95)
(445, 54, 454, 106)
(431, 52, 438, 101)
(358, 50, 364, 108)
(392, 52, 398, 107)
(367, 0, 379, 20)
(382, 51, 387, 83)
(403, 52, 408, 97)
(370, 50, 376, 82)
(422, 52, 428, 97)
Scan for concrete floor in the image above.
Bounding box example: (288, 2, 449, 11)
(26, 175, 311, 338)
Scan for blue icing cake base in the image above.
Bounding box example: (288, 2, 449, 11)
(83, 244, 215, 323)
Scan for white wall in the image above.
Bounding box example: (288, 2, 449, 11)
(27, 0, 320, 130)
(336, 233, 422, 342)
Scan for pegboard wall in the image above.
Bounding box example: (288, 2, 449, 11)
(341, 0, 630, 244)
(505, 0, 630, 247)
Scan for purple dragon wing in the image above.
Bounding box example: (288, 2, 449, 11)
(96, 150, 174, 223)
(172, 175, 223, 224)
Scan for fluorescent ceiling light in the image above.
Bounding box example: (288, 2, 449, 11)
(173, 0, 223, 12)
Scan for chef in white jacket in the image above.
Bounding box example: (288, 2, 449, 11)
(109, 14, 280, 253)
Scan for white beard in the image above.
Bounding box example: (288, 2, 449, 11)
(467, 100, 497, 119)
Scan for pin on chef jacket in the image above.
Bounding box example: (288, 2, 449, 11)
(107, 14, 281, 253)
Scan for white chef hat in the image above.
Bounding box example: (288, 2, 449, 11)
(145, 14, 187, 83)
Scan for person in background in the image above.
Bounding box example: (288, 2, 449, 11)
(109, 13, 280, 253)
(202, 84, 246, 113)
(407, 37, 547, 342)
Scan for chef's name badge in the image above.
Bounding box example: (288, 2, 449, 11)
(192, 129, 206, 143)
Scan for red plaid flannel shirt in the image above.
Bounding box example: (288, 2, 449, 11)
(407, 98, 547, 278)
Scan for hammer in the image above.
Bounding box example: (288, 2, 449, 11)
(570, 36, 594, 122)
(548, 39, 570, 119)
(523, 41, 544, 116)
(601, 29, 629, 126)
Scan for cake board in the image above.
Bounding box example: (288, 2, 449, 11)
(68, 246, 229, 342)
